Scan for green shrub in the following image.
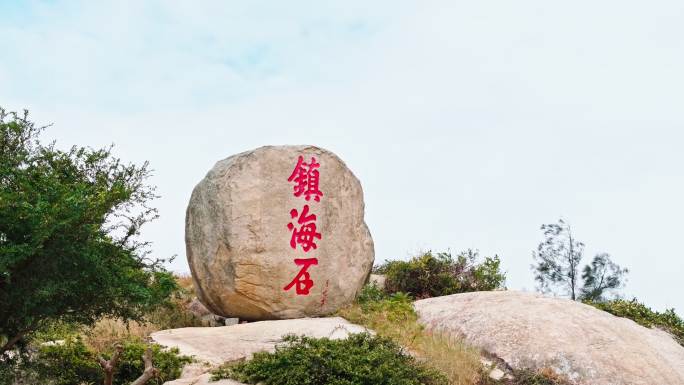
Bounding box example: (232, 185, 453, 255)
(111, 340, 193, 384)
(339, 288, 485, 385)
(31, 337, 101, 385)
(375, 250, 506, 299)
(29, 337, 192, 385)
(587, 298, 684, 346)
(212, 333, 448, 385)
(356, 282, 388, 304)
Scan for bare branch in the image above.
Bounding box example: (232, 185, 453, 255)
(0, 321, 40, 354)
(130, 347, 159, 385)
(98, 343, 123, 385)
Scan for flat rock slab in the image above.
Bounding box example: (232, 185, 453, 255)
(415, 291, 684, 385)
(163, 373, 244, 385)
(151, 317, 368, 366)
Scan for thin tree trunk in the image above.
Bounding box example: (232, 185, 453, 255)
(568, 228, 576, 301)
(99, 344, 123, 385)
(0, 322, 38, 354)
(0, 332, 26, 355)
(130, 347, 159, 385)
(98, 345, 158, 385)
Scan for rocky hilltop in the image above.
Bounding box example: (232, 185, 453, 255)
(415, 291, 684, 385)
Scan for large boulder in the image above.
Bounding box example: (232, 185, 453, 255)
(415, 291, 684, 385)
(186, 145, 374, 320)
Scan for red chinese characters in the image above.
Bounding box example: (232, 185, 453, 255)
(287, 155, 323, 202)
(283, 258, 318, 295)
(287, 205, 321, 252)
(284, 155, 324, 296)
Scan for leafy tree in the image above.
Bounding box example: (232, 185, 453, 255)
(579, 253, 628, 301)
(532, 219, 584, 300)
(532, 218, 628, 301)
(0, 108, 176, 355)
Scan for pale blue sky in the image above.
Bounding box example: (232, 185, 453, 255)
(2, 1, 683, 313)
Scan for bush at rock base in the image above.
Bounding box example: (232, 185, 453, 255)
(374, 250, 506, 299)
(586, 298, 684, 346)
(342, 285, 576, 385)
(29, 337, 192, 385)
(212, 333, 448, 385)
(340, 284, 487, 385)
(0, 275, 199, 385)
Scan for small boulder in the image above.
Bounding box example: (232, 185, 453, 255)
(186, 297, 212, 318)
(224, 318, 239, 326)
(369, 274, 386, 289)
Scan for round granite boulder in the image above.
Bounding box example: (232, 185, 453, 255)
(185, 145, 374, 320)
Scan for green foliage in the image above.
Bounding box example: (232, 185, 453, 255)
(31, 337, 101, 385)
(111, 340, 192, 384)
(339, 286, 486, 385)
(532, 219, 584, 300)
(356, 282, 389, 304)
(532, 219, 628, 301)
(212, 333, 448, 385)
(0, 351, 35, 385)
(579, 253, 628, 302)
(145, 287, 204, 331)
(376, 250, 506, 299)
(31, 320, 83, 344)
(587, 298, 684, 346)
(359, 291, 416, 323)
(341, 285, 421, 344)
(29, 337, 191, 385)
(0, 108, 177, 353)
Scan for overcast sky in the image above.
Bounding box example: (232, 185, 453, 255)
(2, 1, 683, 313)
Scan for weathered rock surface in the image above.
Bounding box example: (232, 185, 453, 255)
(152, 317, 368, 365)
(186, 145, 374, 320)
(186, 297, 212, 318)
(164, 373, 243, 385)
(415, 291, 684, 385)
(369, 274, 386, 289)
(154, 317, 369, 385)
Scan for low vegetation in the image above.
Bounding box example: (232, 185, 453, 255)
(213, 283, 571, 385)
(213, 333, 448, 385)
(339, 284, 488, 385)
(29, 337, 192, 385)
(375, 250, 506, 299)
(508, 369, 573, 385)
(586, 298, 684, 346)
(0, 274, 201, 385)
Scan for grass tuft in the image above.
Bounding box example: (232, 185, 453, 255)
(337, 285, 485, 385)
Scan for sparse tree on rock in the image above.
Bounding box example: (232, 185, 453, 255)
(532, 218, 628, 301)
(580, 253, 629, 302)
(532, 219, 585, 300)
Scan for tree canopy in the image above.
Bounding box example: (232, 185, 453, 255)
(532, 218, 627, 301)
(0, 108, 176, 354)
